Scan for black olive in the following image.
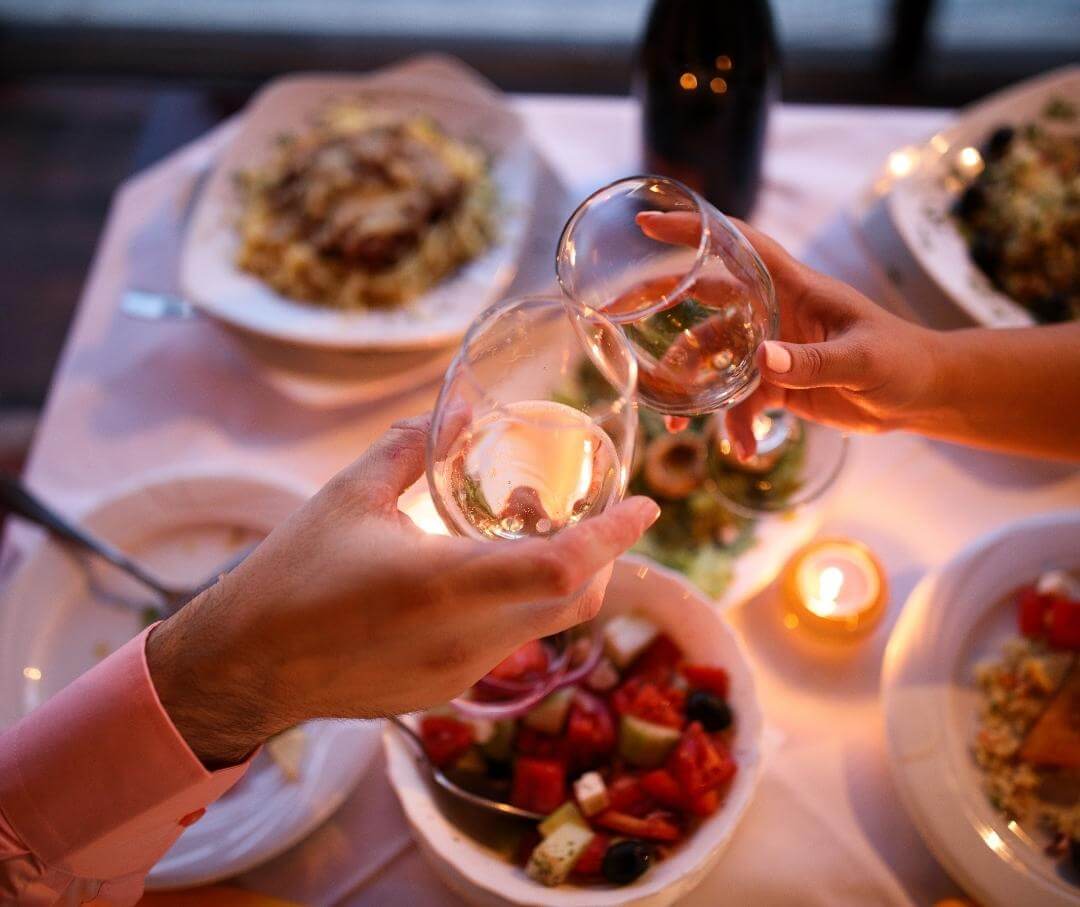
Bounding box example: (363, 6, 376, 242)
(686, 690, 733, 732)
(1070, 838, 1080, 872)
(1031, 292, 1070, 324)
(953, 184, 986, 220)
(969, 233, 1001, 276)
(602, 839, 652, 885)
(984, 125, 1015, 160)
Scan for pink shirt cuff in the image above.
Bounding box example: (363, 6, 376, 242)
(0, 625, 250, 879)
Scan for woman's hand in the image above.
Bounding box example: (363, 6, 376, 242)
(147, 414, 659, 765)
(637, 211, 943, 457)
(638, 212, 1080, 462)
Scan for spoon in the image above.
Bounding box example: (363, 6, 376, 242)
(0, 475, 251, 618)
(389, 716, 543, 822)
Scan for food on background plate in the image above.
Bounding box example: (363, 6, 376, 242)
(235, 101, 496, 309)
(951, 101, 1079, 323)
(417, 613, 739, 889)
(973, 570, 1080, 874)
(266, 726, 308, 783)
(555, 364, 806, 597)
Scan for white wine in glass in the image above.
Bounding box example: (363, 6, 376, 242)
(442, 399, 622, 540)
(427, 296, 637, 543)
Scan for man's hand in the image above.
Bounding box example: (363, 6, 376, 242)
(146, 414, 659, 766)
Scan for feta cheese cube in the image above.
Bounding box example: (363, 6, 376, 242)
(573, 771, 610, 817)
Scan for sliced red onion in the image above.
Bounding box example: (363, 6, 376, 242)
(474, 638, 568, 696)
(547, 628, 604, 691)
(449, 626, 603, 720)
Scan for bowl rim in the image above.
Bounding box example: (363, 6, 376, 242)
(383, 552, 765, 906)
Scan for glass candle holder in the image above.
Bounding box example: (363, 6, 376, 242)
(782, 538, 888, 638)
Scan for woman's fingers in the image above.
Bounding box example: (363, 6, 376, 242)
(636, 210, 701, 247)
(724, 380, 786, 459)
(759, 338, 872, 390)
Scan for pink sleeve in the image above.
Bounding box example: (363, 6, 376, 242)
(0, 626, 251, 905)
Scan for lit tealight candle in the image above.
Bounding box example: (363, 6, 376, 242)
(782, 538, 887, 637)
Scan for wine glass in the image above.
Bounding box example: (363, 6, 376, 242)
(428, 295, 638, 541)
(709, 409, 849, 517)
(556, 174, 778, 416)
(426, 296, 638, 717)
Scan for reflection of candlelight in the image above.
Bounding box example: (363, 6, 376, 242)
(404, 494, 450, 536)
(714, 408, 799, 474)
(782, 539, 887, 638)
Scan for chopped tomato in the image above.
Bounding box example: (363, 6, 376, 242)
(1018, 585, 1052, 638)
(607, 774, 651, 815)
(419, 716, 474, 768)
(594, 809, 682, 842)
(669, 722, 736, 798)
(640, 769, 684, 809)
(626, 683, 684, 729)
(511, 757, 566, 815)
(626, 634, 683, 684)
(662, 683, 687, 714)
(515, 726, 566, 760)
(680, 664, 730, 699)
(1049, 596, 1080, 650)
(571, 832, 610, 878)
(686, 788, 720, 817)
(489, 639, 549, 681)
(610, 676, 645, 716)
(565, 691, 616, 768)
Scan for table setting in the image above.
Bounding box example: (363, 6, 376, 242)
(1, 45, 1078, 907)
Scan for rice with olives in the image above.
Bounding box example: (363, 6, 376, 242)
(953, 120, 1080, 323)
(973, 637, 1080, 837)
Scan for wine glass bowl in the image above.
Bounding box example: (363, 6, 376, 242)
(427, 295, 638, 542)
(556, 175, 778, 417)
(709, 409, 849, 517)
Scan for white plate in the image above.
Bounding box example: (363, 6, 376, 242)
(882, 510, 1080, 907)
(0, 471, 382, 889)
(887, 65, 1079, 327)
(221, 328, 455, 409)
(180, 56, 538, 351)
(384, 554, 764, 907)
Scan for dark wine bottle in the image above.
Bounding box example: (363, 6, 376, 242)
(635, 0, 780, 219)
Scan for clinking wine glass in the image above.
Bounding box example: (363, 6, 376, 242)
(426, 295, 638, 716)
(556, 174, 846, 515)
(556, 175, 777, 416)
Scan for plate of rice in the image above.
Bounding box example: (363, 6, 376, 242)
(180, 56, 537, 350)
(883, 510, 1080, 907)
(887, 64, 1079, 327)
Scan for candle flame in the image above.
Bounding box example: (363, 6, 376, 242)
(807, 565, 845, 618)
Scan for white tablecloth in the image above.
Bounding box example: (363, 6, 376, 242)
(10, 96, 1080, 906)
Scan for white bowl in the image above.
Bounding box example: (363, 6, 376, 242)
(882, 510, 1080, 907)
(887, 64, 1079, 327)
(180, 55, 538, 351)
(383, 554, 764, 906)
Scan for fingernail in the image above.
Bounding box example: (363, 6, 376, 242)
(763, 341, 792, 374)
(636, 498, 661, 527)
